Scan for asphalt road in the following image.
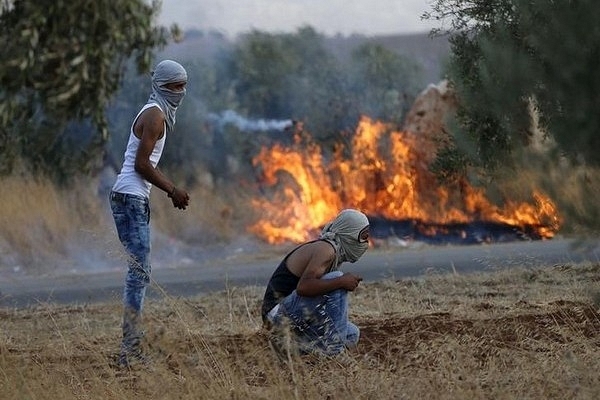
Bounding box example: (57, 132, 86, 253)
(1, 237, 597, 308)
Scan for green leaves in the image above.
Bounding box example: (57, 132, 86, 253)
(0, 0, 169, 180)
(425, 0, 600, 232)
(350, 43, 423, 125)
(427, 0, 600, 168)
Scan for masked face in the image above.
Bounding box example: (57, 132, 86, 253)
(320, 209, 370, 264)
(148, 60, 188, 133)
(338, 228, 369, 263)
(160, 81, 187, 108)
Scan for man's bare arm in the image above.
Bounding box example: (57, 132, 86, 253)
(296, 243, 362, 297)
(134, 107, 189, 209)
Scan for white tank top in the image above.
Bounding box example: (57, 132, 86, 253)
(112, 103, 166, 198)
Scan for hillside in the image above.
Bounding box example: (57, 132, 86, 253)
(323, 32, 451, 84)
(160, 29, 451, 85)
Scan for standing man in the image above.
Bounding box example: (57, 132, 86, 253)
(110, 59, 189, 367)
(261, 209, 370, 356)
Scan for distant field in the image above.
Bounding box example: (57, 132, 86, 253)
(2, 262, 599, 399)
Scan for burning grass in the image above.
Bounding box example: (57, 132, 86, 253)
(249, 117, 563, 244)
(2, 263, 599, 399)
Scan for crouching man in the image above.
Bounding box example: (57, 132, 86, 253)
(261, 209, 370, 356)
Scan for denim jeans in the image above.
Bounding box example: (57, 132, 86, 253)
(272, 270, 359, 356)
(109, 191, 151, 360)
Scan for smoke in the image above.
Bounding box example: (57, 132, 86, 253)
(208, 110, 293, 132)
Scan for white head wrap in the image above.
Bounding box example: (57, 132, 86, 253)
(319, 209, 370, 267)
(148, 60, 187, 133)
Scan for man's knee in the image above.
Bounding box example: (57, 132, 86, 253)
(126, 262, 151, 285)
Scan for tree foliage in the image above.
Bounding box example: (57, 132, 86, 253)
(350, 43, 423, 125)
(230, 26, 351, 138)
(228, 27, 424, 144)
(0, 0, 170, 180)
(425, 0, 600, 168)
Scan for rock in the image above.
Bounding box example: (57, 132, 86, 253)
(402, 80, 457, 145)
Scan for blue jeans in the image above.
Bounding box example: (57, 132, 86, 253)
(109, 191, 151, 358)
(273, 271, 359, 356)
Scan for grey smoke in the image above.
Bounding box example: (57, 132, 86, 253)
(208, 110, 293, 132)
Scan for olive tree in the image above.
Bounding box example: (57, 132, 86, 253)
(0, 0, 174, 180)
(424, 0, 600, 231)
(425, 0, 600, 168)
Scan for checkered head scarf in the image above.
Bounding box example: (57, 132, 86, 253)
(319, 209, 370, 267)
(148, 60, 187, 134)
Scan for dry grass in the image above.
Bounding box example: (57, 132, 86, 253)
(1, 263, 599, 399)
(150, 183, 251, 245)
(490, 104, 600, 236)
(0, 172, 247, 275)
(0, 174, 109, 273)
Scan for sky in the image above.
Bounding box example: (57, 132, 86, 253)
(157, 0, 440, 38)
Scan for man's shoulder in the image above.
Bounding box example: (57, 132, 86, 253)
(139, 104, 165, 121)
(292, 240, 333, 258)
(305, 240, 336, 260)
(135, 104, 165, 133)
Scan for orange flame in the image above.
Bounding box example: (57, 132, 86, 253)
(249, 116, 561, 244)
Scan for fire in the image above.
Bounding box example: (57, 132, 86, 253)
(249, 116, 561, 244)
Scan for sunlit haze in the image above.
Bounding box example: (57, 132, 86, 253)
(157, 0, 440, 37)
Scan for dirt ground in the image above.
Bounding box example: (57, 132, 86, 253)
(2, 263, 600, 399)
(208, 298, 600, 367)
